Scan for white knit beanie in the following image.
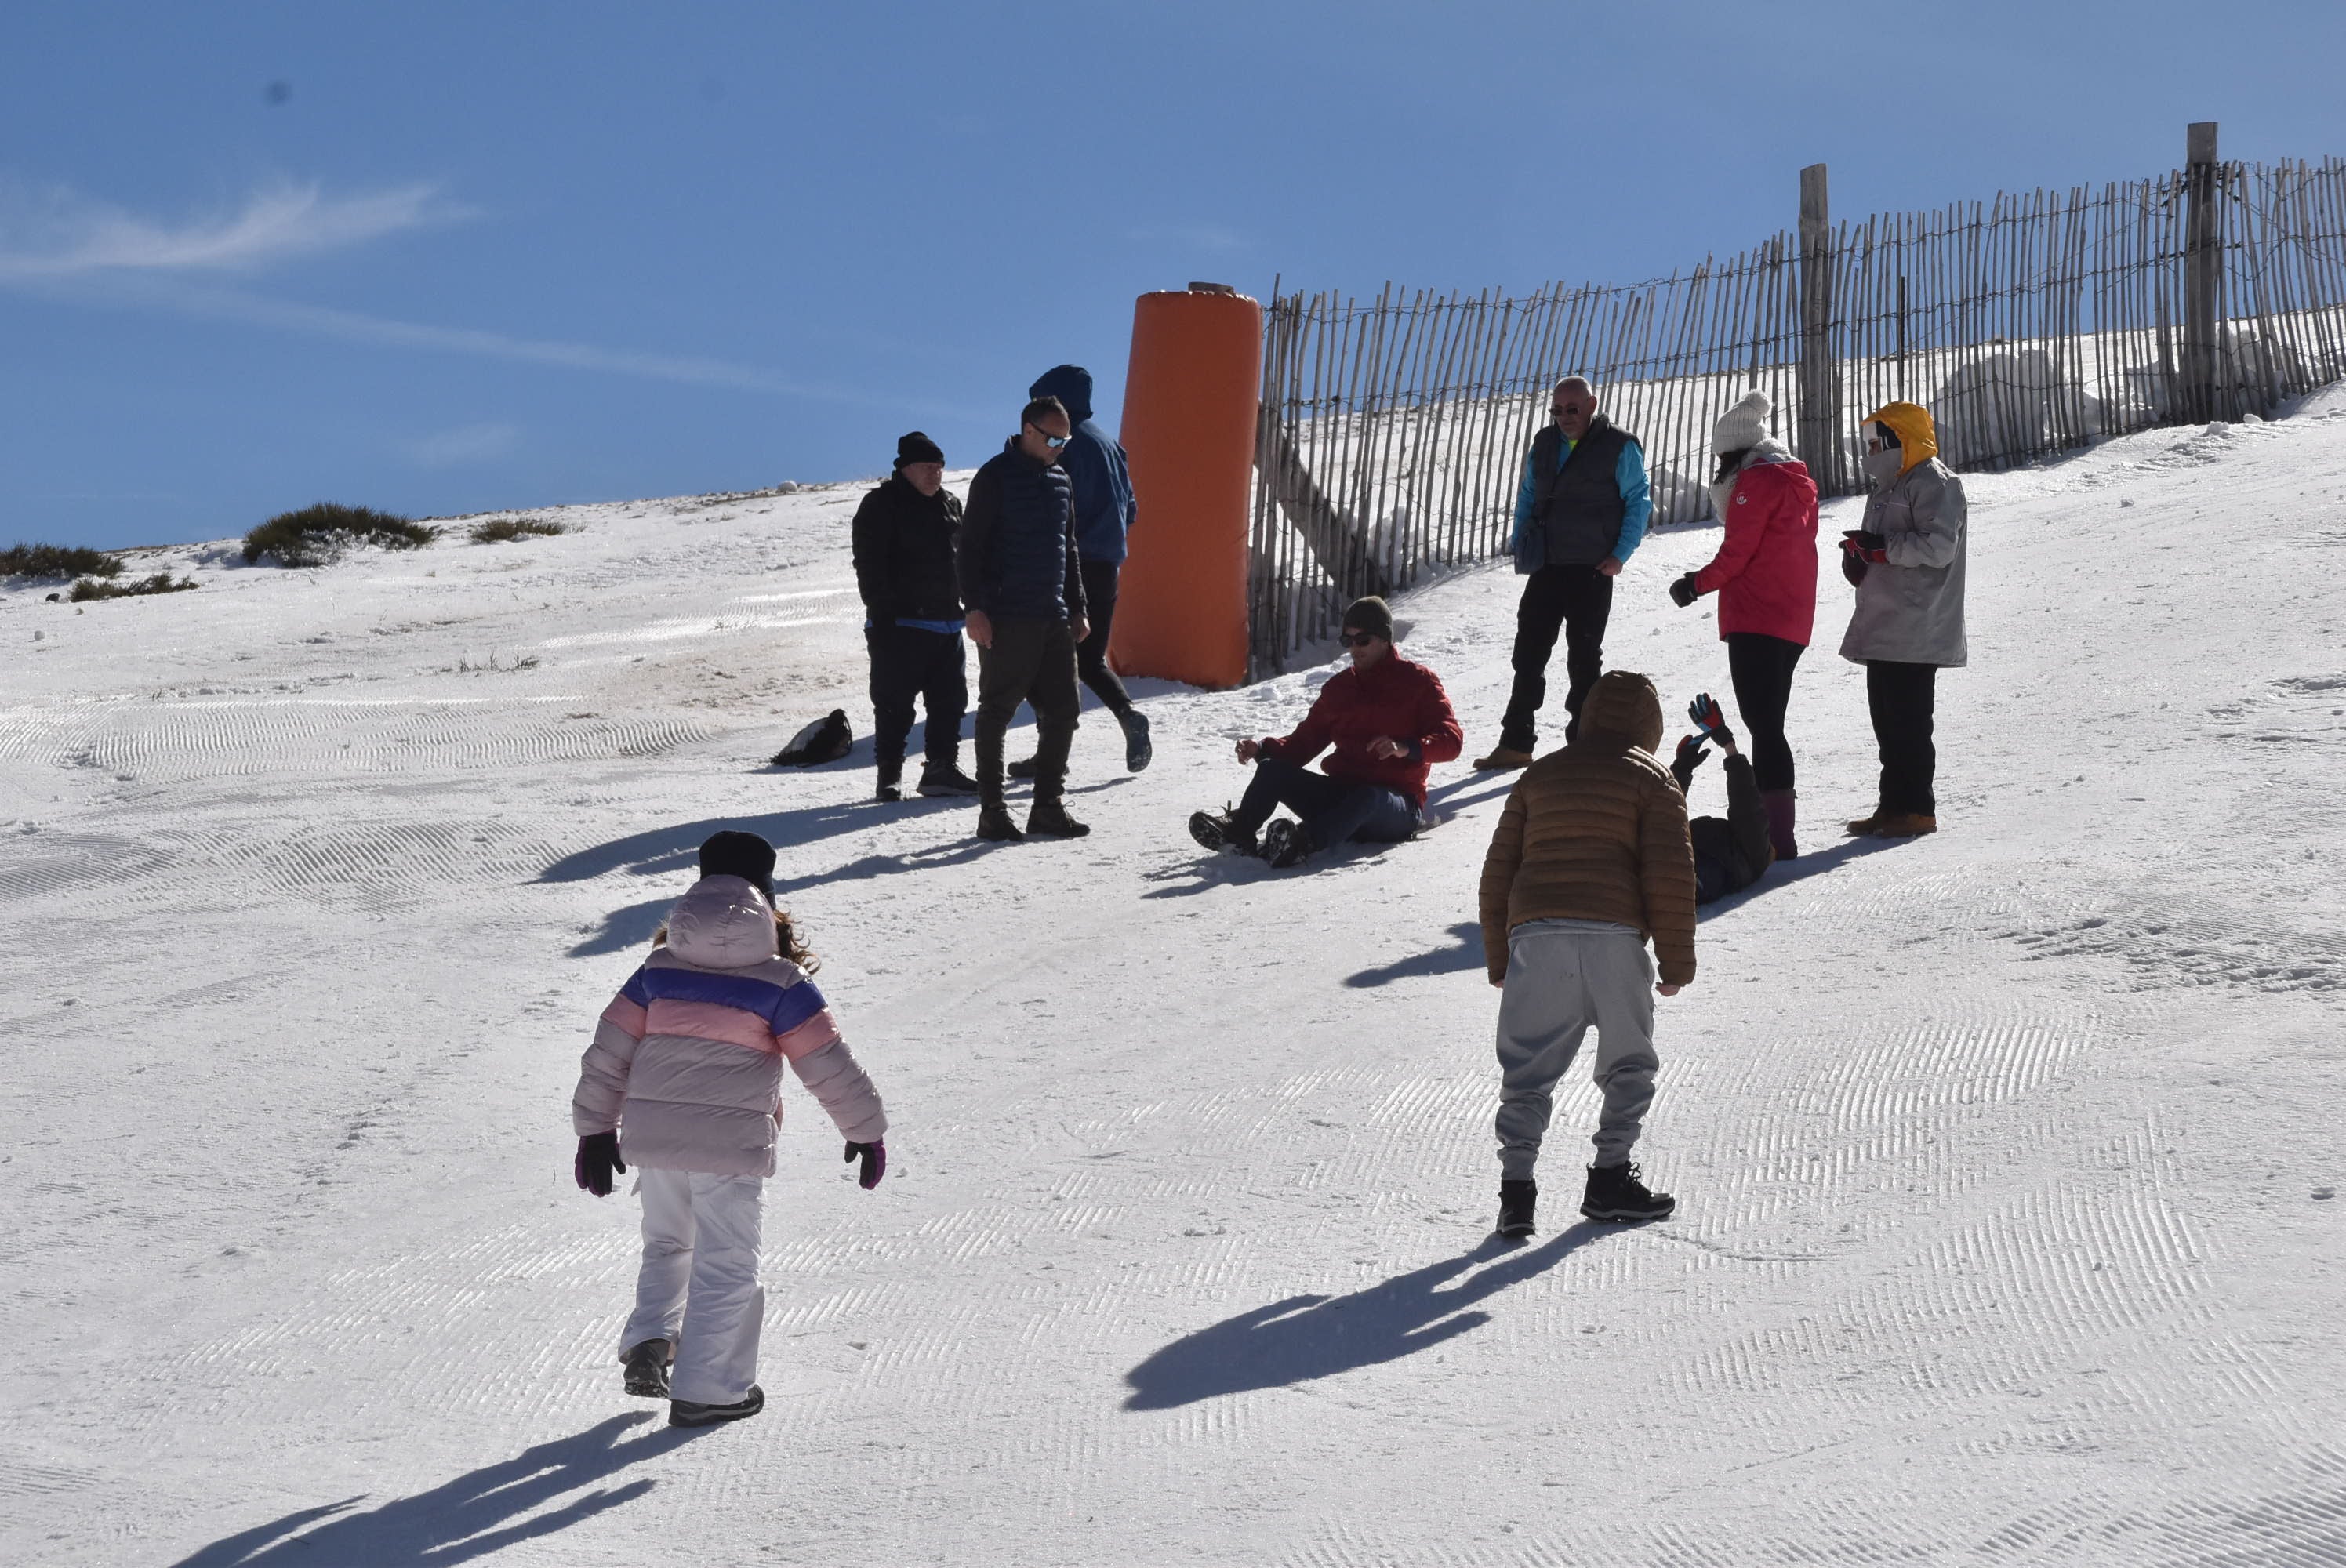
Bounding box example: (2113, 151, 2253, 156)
(1711, 389, 1772, 455)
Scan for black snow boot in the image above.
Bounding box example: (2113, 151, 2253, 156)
(1258, 818, 1310, 869)
(1005, 754, 1040, 780)
(623, 1338, 672, 1399)
(875, 760, 902, 804)
(669, 1384, 764, 1428)
(917, 760, 981, 797)
(1026, 798, 1090, 839)
(1188, 806, 1256, 855)
(1120, 708, 1153, 772)
(1580, 1162, 1674, 1222)
(975, 802, 1024, 842)
(1497, 1179, 1538, 1239)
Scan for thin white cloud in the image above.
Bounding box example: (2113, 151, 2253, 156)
(408, 423, 519, 468)
(0, 179, 455, 280)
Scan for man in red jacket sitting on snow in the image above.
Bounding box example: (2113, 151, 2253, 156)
(1189, 597, 1465, 869)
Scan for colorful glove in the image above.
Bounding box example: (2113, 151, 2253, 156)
(1672, 734, 1711, 791)
(845, 1139, 887, 1190)
(575, 1131, 625, 1197)
(1687, 693, 1735, 749)
(1842, 529, 1888, 563)
(1668, 573, 1700, 608)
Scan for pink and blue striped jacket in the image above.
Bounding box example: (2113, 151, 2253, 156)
(572, 875, 887, 1177)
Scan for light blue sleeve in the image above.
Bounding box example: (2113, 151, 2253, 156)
(1611, 441, 1652, 563)
(1512, 449, 1538, 548)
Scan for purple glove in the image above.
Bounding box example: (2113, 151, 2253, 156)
(576, 1131, 624, 1197)
(844, 1139, 886, 1190)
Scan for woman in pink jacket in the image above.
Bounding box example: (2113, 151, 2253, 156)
(572, 830, 888, 1428)
(1667, 390, 1819, 858)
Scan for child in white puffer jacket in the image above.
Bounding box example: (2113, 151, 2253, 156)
(571, 830, 887, 1428)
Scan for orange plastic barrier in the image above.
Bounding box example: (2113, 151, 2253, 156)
(1109, 286, 1262, 689)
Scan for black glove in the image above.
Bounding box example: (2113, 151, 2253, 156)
(1840, 546, 1868, 587)
(575, 1131, 625, 1197)
(845, 1139, 887, 1190)
(1672, 734, 1711, 791)
(1842, 529, 1888, 561)
(1668, 573, 1700, 608)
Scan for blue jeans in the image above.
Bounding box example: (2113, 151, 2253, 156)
(1232, 757, 1420, 853)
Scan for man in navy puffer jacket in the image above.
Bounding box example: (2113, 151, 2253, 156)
(1009, 365, 1150, 779)
(957, 395, 1091, 842)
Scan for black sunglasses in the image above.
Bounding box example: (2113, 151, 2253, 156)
(1026, 423, 1071, 450)
(1338, 630, 1382, 647)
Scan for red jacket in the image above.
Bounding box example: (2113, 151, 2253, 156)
(1259, 653, 1463, 806)
(1693, 457, 1819, 646)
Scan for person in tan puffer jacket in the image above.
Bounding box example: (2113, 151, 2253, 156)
(1477, 670, 1696, 1236)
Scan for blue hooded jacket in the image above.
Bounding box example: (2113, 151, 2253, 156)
(1028, 365, 1137, 564)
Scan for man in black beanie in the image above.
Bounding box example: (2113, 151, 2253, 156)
(851, 432, 979, 803)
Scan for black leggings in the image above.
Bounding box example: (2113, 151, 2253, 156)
(1725, 632, 1803, 793)
(1076, 558, 1133, 719)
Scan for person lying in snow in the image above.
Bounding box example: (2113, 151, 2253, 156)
(570, 830, 888, 1428)
(1672, 693, 1778, 905)
(1188, 595, 1464, 869)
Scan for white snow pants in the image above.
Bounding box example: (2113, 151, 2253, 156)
(1494, 919, 1660, 1180)
(621, 1167, 765, 1406)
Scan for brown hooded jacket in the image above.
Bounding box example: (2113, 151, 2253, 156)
(1477, 670, 1698, 986)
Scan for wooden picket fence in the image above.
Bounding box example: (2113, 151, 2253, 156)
(1247, 154, 2346, 677)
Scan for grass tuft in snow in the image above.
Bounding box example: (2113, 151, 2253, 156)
(2, 543, 121, 580)
(467, 516, 567, 545)
(243, 503, 439, 567)
(68, 572, 198, 601)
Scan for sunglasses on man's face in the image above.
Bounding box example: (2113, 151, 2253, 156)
(1028, 423, 1071, 449)
(1338, 630, 1382, 648)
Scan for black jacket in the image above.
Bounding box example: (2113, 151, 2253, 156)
(957, 439, 1086, 622)
(852, 475, 965, 625)
(1529, 416, 1637, 568)
(1673, 750, 1776, 903)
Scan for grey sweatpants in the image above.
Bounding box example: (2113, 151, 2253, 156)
(1494, 919, 1660, 1179)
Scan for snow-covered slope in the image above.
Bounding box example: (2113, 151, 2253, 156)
(5, 400, 2344, 1567)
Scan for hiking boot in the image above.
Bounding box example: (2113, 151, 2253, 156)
(1026, 798, 1091, 839)
(916, 761, 981, 797)
(875, 762, 902, 804)
(1496, 1179, 1537, 1239)
(1188, 808, 1257, 856)
(1581, 1162, 1674, 1222)
(669, 1384, 764, 1428)
(1843, 809, 1886, 837)
(1006, 756, 1040, 780)
(975, 804, 1024, 842)
(1120, 709, 1153, 772)
(1473, 746, 1534, 771)
(1762, 789, 1798, 861)
(622, 1338, 671, 1399)
(1871, 811, 1937, 838)
(1258, 818, 1310, 869)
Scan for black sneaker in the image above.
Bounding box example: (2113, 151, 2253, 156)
(1497, 1179, 1537, 1239)
(1187, 808, 1256, 855)
(916, 762, 980, 797)
(1120, 710, 1153, 772)
(975, 804, 1023, 842)
(1580, 1162, 1674, 1222)
(875, 764, 902, 804)
(622, 1338, 671, 1399)
(1258, 818, 1309, 869)
(1026, 799, 1090, 838)
(1006, 756, 1039, 780)
(669, 1384, 764, 1428)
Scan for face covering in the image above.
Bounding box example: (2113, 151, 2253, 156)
(1864, 446, 1905, 488)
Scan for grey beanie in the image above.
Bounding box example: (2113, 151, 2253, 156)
(1711, 390, 1773, 456)
(1342, 596, 1395, 642)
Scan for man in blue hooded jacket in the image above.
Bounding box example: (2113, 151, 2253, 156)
(1007, 364, 1151, 777)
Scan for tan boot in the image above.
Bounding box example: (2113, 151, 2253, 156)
(1872, 811, 1938, 838)
(1844, 810, 1886, 837)
(1473, 746, 1535, 771)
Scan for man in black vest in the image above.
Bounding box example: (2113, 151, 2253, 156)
(1476, 376, 1654, 769)
(957, 395, 1092, 843)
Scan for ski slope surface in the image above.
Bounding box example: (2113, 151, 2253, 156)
(5, 398, 2344, 1566)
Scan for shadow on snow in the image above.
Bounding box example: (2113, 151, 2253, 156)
(170, 1413, 697, 1566)
(1698, 832, 1905, 922)
(1122, 1225, 1622, 1410)
(1346, 920, 1484, 987)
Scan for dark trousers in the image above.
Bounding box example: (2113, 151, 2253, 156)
(866, 626, 967, 773)
(1502, 564, 1612, 752)
(1725, 632, 1804, 793)
(1690, 753, 1775, 904)
(975, 618, 1080, 805)
(1231, 757, 1420, 853)
(1865, 659, 1939, 815)
(1076, 558, 1134, 720)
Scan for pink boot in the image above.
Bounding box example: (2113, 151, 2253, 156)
(1762, 789, 1798, 862)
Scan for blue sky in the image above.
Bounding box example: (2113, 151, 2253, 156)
(7, 1, 2345, 550)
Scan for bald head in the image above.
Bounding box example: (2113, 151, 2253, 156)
(1550, 377, 1598, 439)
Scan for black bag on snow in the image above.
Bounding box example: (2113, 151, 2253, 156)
(772, 709, 853, 766)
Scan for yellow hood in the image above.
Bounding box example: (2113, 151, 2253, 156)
(1863, 401, 1938, 474)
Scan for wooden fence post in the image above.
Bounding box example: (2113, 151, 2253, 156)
(1797, 163, 1839, 487)
(2184, 120, 2222, 422)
